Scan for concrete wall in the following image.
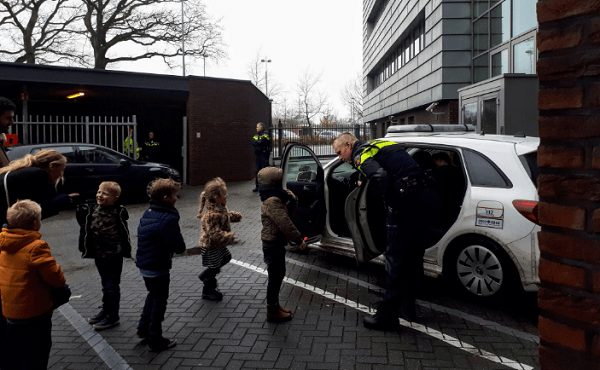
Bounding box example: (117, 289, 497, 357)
(186, 77, 271, 186)
(363, 0, 471, 124)
(536, 1, 600, 368)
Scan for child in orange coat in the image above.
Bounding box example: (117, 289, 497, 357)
(0, 199, 67, 369)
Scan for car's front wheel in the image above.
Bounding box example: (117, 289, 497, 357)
(445, 237, 517, 300)
(144, 176, 164, 198)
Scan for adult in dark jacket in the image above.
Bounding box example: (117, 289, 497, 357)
(333, 133, 438, 330)
(251, 122, 272, 192)
(0, 149, 78, 365)
(135, 178, 186, 352)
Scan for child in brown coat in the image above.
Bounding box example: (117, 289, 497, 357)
(197, 177, 242, 301)
(258, 167, 306, 322)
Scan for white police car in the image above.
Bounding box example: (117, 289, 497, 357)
(280, 124, 539, 300)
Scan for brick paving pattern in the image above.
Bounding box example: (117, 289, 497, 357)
(45, 180, 539, 370)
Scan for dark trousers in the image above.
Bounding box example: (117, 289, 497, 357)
(254, 152, 270, 187)
(138, 274, 170, 345)
(381, 188, 434, 314)
(3, 314, 52, 370)
(94, 254, 123, 319)
(263, 245, 287, 306)
(200, 253, 231, 290)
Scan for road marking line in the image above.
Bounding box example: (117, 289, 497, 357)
(58, 304, 132, 370)
(283, 255, 540, 344)
(232, 258, 534, 370)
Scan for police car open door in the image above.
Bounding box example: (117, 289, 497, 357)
(280, 143, 326, 243)
(345, 179, 387, 264)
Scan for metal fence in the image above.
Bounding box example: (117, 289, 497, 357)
(270, 123, 373, 158)
(11, 115, 139, 157)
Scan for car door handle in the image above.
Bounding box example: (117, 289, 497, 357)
(303, 185, 316, 192)
(85, 168, 95, 173)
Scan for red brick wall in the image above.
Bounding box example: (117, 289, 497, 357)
(537, 1, 600, 369)
(187, 77, 271, 186)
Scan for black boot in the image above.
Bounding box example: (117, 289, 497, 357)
(399, 294, 417, 322)
(363, 302, 401, 331)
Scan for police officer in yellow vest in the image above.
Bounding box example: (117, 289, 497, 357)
(333, 133, 437, 331)
(123, 127, 141, 159)
(251, 122, 272, 192)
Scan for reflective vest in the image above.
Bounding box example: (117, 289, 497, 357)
(354, 140, 398, 175)
(123, 137, 140, 159)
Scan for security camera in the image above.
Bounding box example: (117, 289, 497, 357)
(425, 102, 439, 112)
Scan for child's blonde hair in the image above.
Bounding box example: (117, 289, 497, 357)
(197, 177, 226, 217)
(99, 181, 121, 197)
(6, 199, 42, 229)
(149, 178, 181, 201)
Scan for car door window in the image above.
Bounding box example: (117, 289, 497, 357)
(80, 146, 121, 164)
(463, 149, 511, 188)
(286, 147, 319, 183)
(31, 146, 77, 163)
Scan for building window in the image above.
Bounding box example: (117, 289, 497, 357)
(513, 37, 535, 74)
(513, 0, 538, 37)
(491, 49, 508, 77)
(472, 0, 538, 83)
(408, 116, 414, 124)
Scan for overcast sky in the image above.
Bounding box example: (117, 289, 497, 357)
(120, 0, 363, 119)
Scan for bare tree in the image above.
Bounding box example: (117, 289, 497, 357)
(341, 73, 364, 124)
(272, 95, 296, 125)
(295, 68, 328, 127)
(81, 0, 226, 69)
(246, 50, 283, 100)
(0, 0, 83, 64)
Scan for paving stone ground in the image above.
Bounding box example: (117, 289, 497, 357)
(44, 179, 540, 370)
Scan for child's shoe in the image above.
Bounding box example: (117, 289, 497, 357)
(87, 309, 106, 324)
(202, 286, 223, 301)
(147, 338, 177, 352)
(93, 315, 120, 330)
(266, 304, 292, 322)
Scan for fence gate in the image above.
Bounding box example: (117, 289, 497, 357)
(12, 115, 139, 158)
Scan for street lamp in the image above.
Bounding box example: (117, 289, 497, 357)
(181, 0, 185, 76)
(261, 57, 271, 97)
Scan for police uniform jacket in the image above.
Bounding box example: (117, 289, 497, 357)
(351, 140, 424, 203)
(252, 130, 272, 154)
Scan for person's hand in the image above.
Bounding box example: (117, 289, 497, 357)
(197, 213, 203, 219)
(68, 193, 79, 198)
(285, 189, 297, 199)
(298, 241, 307, 250)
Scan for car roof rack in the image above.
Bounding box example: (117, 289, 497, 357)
(386, 124, 476, 134)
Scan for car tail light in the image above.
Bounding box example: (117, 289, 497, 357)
(512, 200, 539, 225)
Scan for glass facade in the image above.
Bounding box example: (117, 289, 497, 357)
(472, 0, 538, 82)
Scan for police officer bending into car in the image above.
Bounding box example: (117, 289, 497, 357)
(333, 133, 438, 331)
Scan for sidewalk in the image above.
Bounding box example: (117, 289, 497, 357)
(46, 179, 539, 370)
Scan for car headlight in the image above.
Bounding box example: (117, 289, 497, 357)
(167, 167, 180, 177)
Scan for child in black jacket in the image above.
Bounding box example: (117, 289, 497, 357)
(135, 178, 186, 352)
(76, 181, 131, 331)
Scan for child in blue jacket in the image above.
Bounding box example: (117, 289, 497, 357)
(135, 178, 186, 352)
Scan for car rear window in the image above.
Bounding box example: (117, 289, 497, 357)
(519, 151, 538, 188)
(463, 149, 512, 188)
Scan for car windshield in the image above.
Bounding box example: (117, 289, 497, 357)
(518, 150, 538, 188)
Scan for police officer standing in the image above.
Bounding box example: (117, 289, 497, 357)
(251, 122, 272, 192)
(143, 131, 161, 162)
(333, 133, 437, 330)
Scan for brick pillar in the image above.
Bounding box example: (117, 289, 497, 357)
(537, 1, 600, 369)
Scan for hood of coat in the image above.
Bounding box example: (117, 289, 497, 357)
(257, 167, 282, 186)
(0, 227, 42, 253)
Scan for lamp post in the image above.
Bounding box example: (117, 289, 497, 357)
(261, 57, 271, 97)
(181, 0, 185, 76)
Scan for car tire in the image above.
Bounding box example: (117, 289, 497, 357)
(144, 176, 164, 198)
(445, 237, 518, 301)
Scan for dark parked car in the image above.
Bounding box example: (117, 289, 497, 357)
(6, 143, 182, 200)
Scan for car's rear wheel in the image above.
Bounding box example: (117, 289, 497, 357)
(445, 237, 517, 300)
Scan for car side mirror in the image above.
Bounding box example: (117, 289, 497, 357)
(119, 159, 132, 166)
